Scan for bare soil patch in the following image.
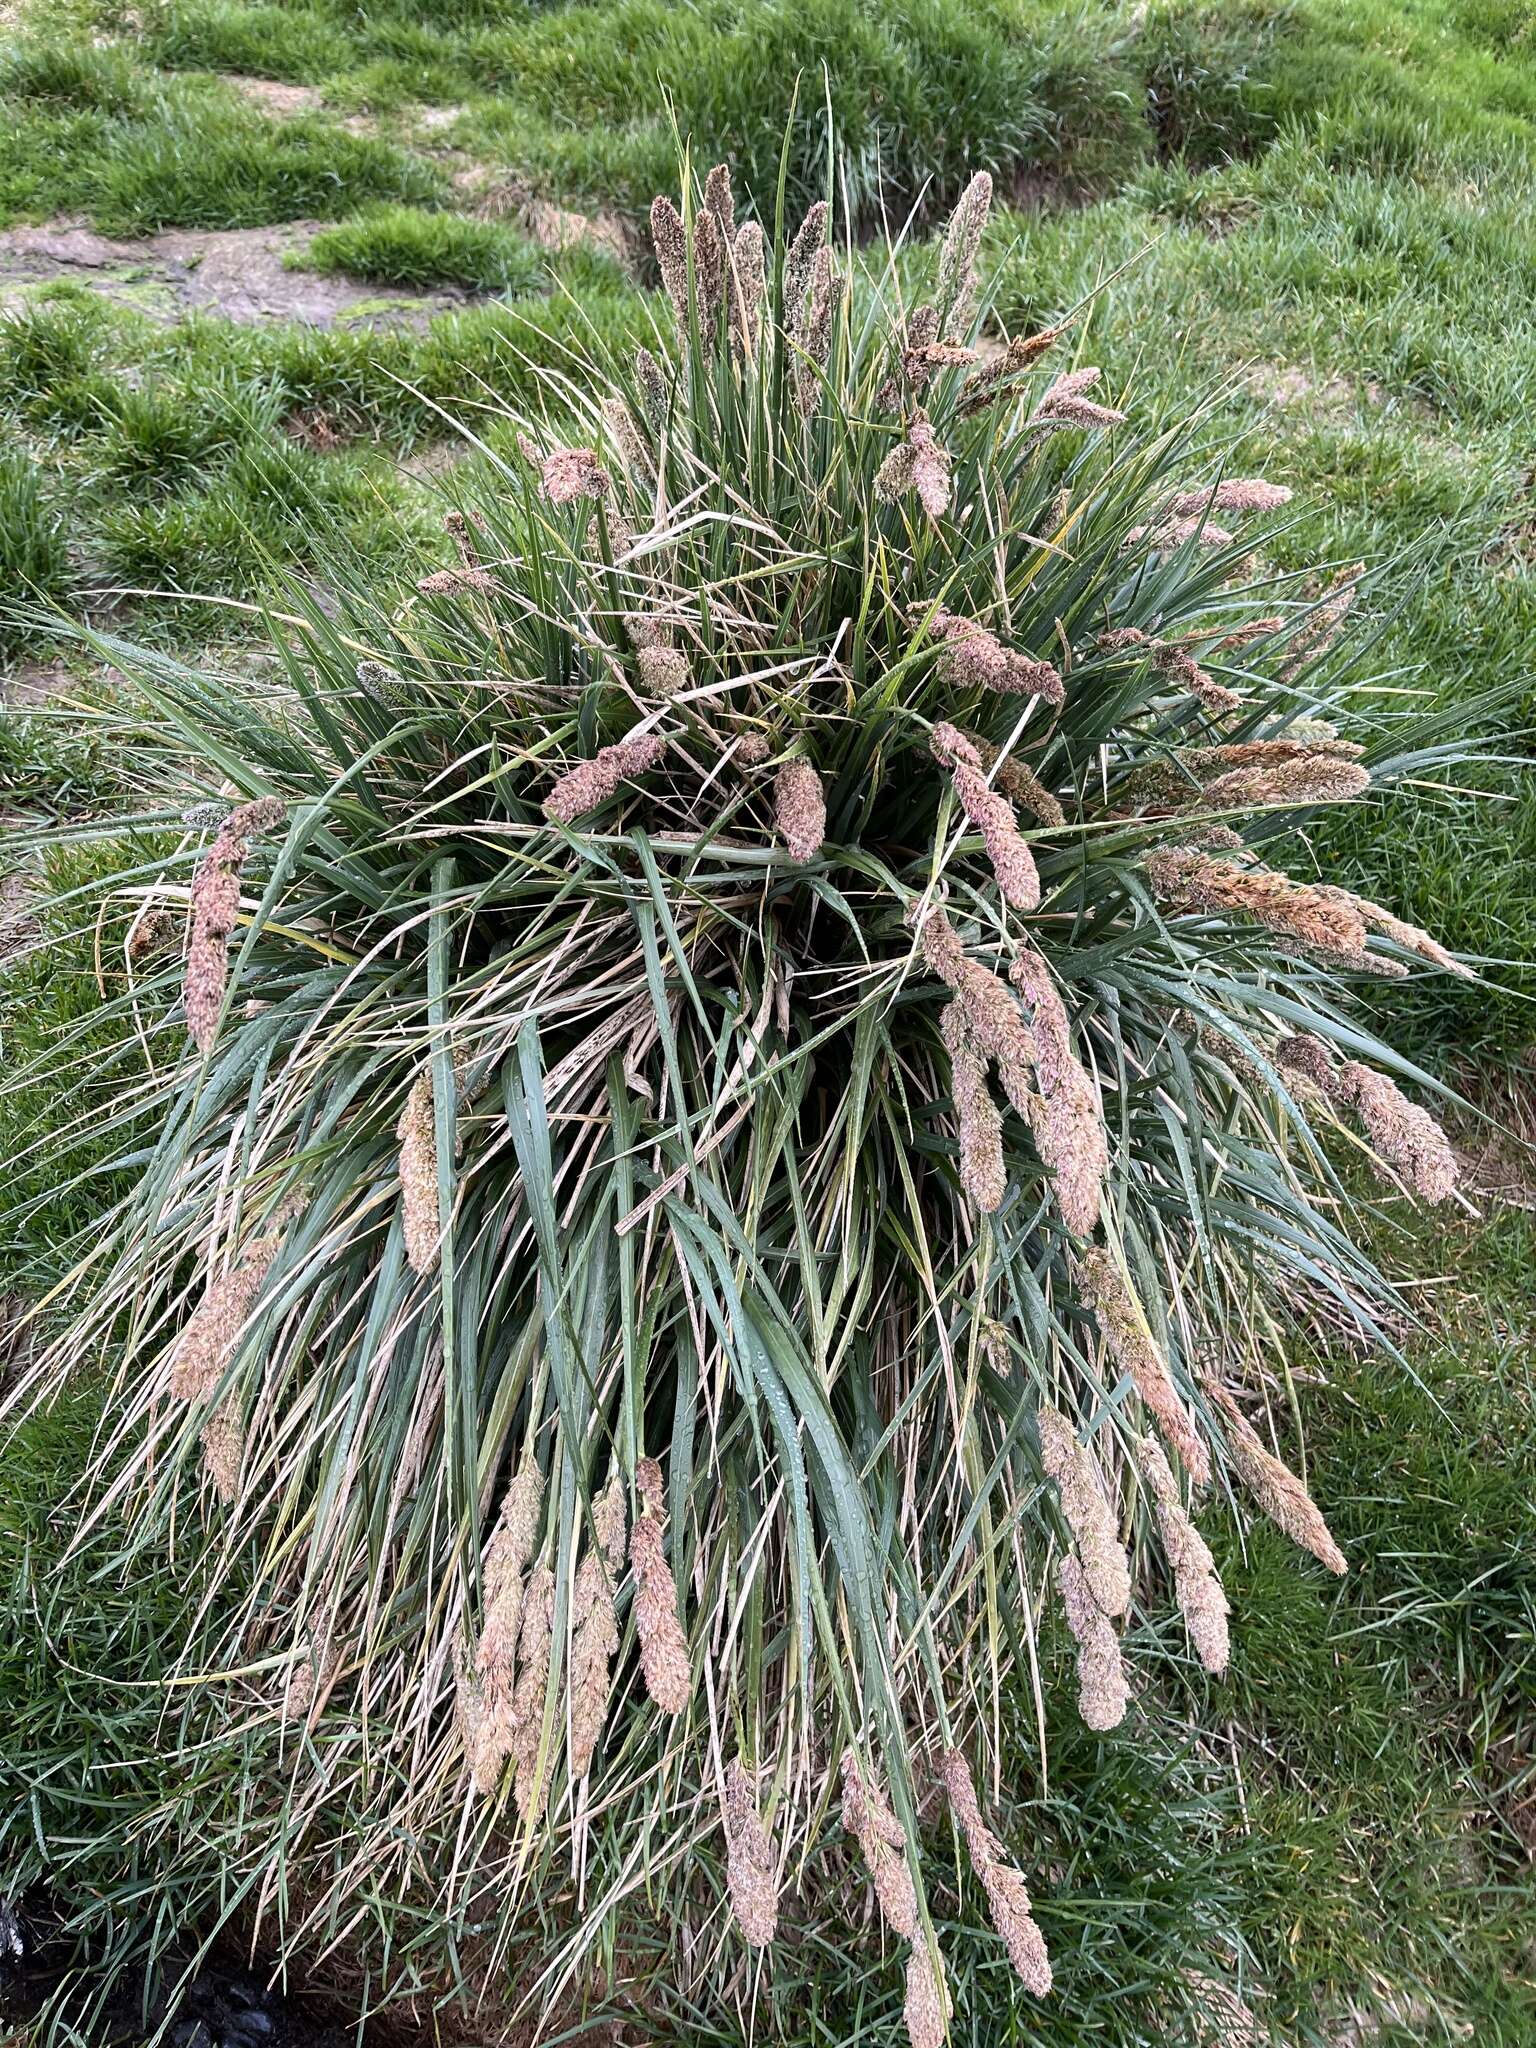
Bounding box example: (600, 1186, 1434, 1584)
(0, 220, 474, 328)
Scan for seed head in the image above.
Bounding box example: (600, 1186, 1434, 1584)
(1279, 1033, 1458, 1203)
(731, 220, 766, 354)
(397, 1070, 439, 1276)
(637, 644, 691, 697)
(941, 1001, 1007, 1214)
(925, 607, 1064, 704)
(876, 415, 953, 521)
(935, 171, 992, 339)
(1077, 1247, 1210, 1484)
(1279, 562, 1364, 680)
(932, 722, 1042, 913)
(1058, 1551, 1129, 1731)
(957, 325, 1064, 416)
(200, 1395, 244, 1504)
(939, 1748, 1053, 1996)
(471, 1452, 545, 1792)
(630, 1457, 691, 1715)
(903, 1944, 952, 2048)
(510, 1562, 556, 1819)
(723, 1758, 778, 1947)
(1037, 1405, 1130, 1618)
(184, 797, 283, 1052)
(545, 732, 665, 825)
(516, 433, 611, 507)
(919, 907, 1037, 1118)
(1203, 1379, 1346, 1575)
(649, 195, 689, 326)
(1145, 847, 1371, 969)
(1010, 946, 1107, 1236)
(1323, 889, 1473, 981)
(784, 200, 830, 323)
(773, 758, 826, 862)
(568, 1474, 627, 1779)
(1137, 1436, 1229, 1676)
(1169, 478, 1292, 518)
(841, 1749, 918, 1939)
(1198, 755, 1371, 809)
(634, 346, 670, 426)
(169, 1220, 288, 1401)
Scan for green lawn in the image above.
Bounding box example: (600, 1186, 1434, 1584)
(2, 0, 1534, 2041)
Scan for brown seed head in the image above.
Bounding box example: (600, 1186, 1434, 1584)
(1037, 1405, 1130, 1618)
(510, 1562, 556, 1818)
(1137, 1436, 1229, 1676)
(1077, 1247, 1210, 1483)
(723, 1758, 778, 1946)
(568, 1475, 627, 1778)
(397, 1070, 439, 1277)
(1058, 1551, 1129, 1731)
(545, 733, 665, 825)
(935, 170, 992, 339)
(773, 758, 826, 862)
(630, 1471, 690, 1716)
(1204, 1378, 1346, 1574)
(903, 1944, 952, 2048)
(840, 1749, 918, 1938)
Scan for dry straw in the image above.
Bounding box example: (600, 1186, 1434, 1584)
(940, 1748, 1052, 1996)
(1077, 1247, 1210, 1484)
(184, 795, 283, 1053)
(1136, 1436, 1229, 1675)
(630, 1457, 690, 1715)
(568, 1474, 627, 1778)
(723, 1758, 778, 1947)
(840, 1749, 918, 1938)
(1058, 1551, 1129, 1730)
(1203, 1378, 1347, 1574)
(1037, 1404, 1130, 1619)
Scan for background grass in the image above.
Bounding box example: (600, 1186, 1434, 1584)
(2, 0, 1534, 2040)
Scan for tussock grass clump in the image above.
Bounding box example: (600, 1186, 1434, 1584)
(12, 160, 1482, 2037)
(300, 203, 545, 293)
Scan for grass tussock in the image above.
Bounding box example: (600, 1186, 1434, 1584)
(299, 204, 545, 293)
(4, 156, 1494, 2043)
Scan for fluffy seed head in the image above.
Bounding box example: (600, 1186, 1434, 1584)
(169, 1221, 287, 1402)
(1058, 1551, 1130, 1730)
(517, 434, 612, 507)
(397, 1070, 439, 1276)
(939, 1749, 1052, 1996)
(731, 220, 766, 353)
(941, 1001, 1006, 1214)
(184, 797, 283, 1052)
(1204, 1379, 1346, 1574)
(723, 1759, 778, 1947)
(568, 1474, 627, 1778)
(1010, 946, 1107, 1236)
(840, 1749, 918, 1938)
(649, 195, 689, 325)
(510, 1563, 556, 1819)
(1077, 1247, 1210, 1484)
(630, 1461, 691, 1715)
(1037, 1405, 1130, 1618)
(1170, 478, 1292, 518)
(1198, 755, 1371, 809)
(773, 758, 826, 862)
(904, 1944, 952, 2048)
(925, 608, 1064, 703)
(1137, 1436, 1229, 1675)
(935, 170, 991, 338)
(1146, 847, 1370, 968)
(545, 733, 665, 825)
(200, 1396, 244, 1504)
(471, 1453, 545, 1792)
